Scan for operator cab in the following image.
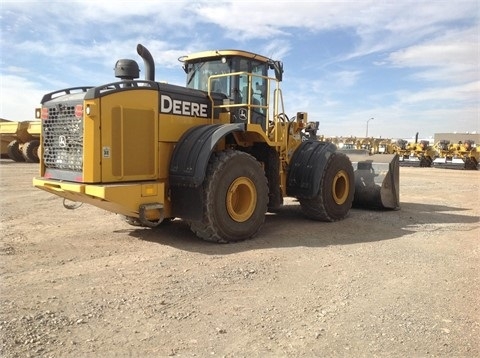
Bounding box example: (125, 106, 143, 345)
(179, 50, 283, 128)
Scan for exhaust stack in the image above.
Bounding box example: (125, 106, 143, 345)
(137, 44, 155, 81)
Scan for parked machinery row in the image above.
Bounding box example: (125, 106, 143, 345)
(0, 119, 41, 163)
(325, 135, 479, 170)
(3, 115, 476, 171)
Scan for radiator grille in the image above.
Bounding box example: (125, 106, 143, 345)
(43, 104, 83, 171)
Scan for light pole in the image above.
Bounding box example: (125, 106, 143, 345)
(366, 117, 374, 137)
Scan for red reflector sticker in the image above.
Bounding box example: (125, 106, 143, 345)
(41, 108, 49, 120)
(75, 105, 83, 118)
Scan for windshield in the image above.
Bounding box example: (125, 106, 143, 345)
(186, 60, 231, 96)
(185, 57, 269, 111)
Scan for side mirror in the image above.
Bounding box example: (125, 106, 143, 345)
(274, 61, 283, 82)
(269, 60, 283, 82)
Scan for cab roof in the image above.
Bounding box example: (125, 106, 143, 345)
(179, 49, 271, 64)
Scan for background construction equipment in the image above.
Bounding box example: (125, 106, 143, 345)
(0, 119, 41, 162)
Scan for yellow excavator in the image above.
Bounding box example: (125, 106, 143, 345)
(33, 44, 399, 243)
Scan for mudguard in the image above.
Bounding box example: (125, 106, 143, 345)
(169, 123, 245, 220)
(287, 141, 337, 198)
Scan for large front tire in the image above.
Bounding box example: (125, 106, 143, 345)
(190, 150, 269, 243)
(299, 151, 354, 221)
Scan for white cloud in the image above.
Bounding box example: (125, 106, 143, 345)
(192, 1, 478, 58)
(398, 81, 480, 105)
(316, 104, 479, 139)
(0, 75, 46, 120)
(387, 26, 478, 83)
(2, 0, 194, 27)
(261, 39, 292, 61)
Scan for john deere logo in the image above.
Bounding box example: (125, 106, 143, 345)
(58, 135, 67, 148)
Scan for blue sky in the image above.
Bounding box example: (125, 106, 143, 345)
(1, 0, 478, 139)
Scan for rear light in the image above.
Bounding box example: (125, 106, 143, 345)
(75, 104, 83, 118)
(41, 107, 49, 120)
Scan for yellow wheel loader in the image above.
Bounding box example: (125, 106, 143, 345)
(336, 136, 357, 150)
(433, 140, 479, 170)
(33, 44, 399, 243)
(394, 139, 434, 167)
(377, 139, 395, 155)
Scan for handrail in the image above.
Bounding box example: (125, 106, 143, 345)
(207, 72, 281, 131)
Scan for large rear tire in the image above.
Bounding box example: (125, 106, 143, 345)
(22, 140, 40, 163)
(7, 140, 25, 162)
(190, 150, 269, 243)
(299, 151, 354, 221)
(465, 157, 478, 170)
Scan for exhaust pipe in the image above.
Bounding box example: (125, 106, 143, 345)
(136, 44, 155, 81)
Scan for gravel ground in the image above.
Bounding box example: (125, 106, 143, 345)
(0, 160, 479, 357)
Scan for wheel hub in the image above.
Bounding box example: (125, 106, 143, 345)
(226, 177, 257, 222)
(332, 170, 349, 205)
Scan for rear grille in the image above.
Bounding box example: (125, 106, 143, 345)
(43, 104, 83, 172)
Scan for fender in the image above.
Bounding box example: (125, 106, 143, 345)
(286, 141, 337, 198)
(169, 123, 245, 220)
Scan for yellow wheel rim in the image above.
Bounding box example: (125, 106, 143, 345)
(332, 170, 350, 205)
(226, 177, 257, 222)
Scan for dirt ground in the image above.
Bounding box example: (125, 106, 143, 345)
(0, 159, 478, 357)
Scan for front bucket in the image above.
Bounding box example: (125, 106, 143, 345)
(341, 150, 400, 210)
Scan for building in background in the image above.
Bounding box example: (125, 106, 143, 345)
(434, 133, 480, 145)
